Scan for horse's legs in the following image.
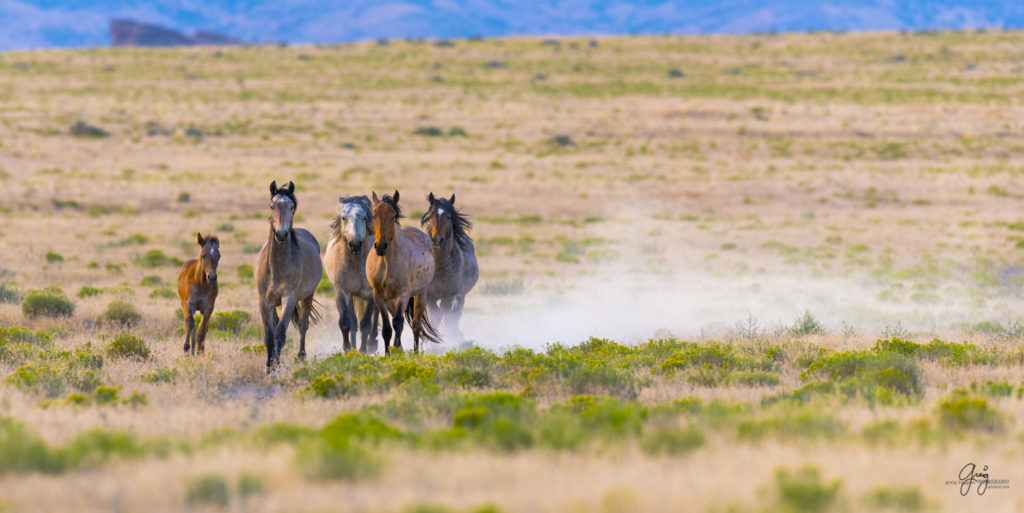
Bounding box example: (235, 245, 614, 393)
(437, 296, 454, 337)
(184, 303, 197, 355)
(374, 294, 392, 355)
(354, 297, 377, 354)
(411, 295, 427, 352)
(295, 296, 313, 361)
(259, 301, 277, 370)
(197, 304, 213, 354)
(449, 294, 467, 342)
(426, 294, 442, 326)
(392, 299, 406, 352)
(336, 289, 353, 352)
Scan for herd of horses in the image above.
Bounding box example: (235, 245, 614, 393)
(177, 181, 479, 371)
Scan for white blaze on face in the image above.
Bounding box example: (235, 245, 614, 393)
(438, 208, 445, 215)
(342, 203, 365, 242)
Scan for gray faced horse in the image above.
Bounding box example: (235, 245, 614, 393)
(324, 195, 379, 354)
(255, 181, 322, 371)
(421, 193, 479, 342)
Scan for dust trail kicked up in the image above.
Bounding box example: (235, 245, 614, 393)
(460, 268, 1016, 350)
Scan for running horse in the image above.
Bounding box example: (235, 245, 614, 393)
(324, 195, 378, 353)
(421, 193, 478, 341)
(366, 191, 442, 353)
(255, 181, 322, 371)
(177, 233, 220, 355)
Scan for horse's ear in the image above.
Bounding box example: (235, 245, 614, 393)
(450, 194, 455, 205)
(197, 233, 204, 246)
(286, 181, 295, 194)
(270, 181, 278, 196)
(393, 190, 400, 203)
(371, 191, 380, 205)
(427, 192, 435, 204)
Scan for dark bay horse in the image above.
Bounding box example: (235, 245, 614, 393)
(324, 195, 378, 353)
(256, 181, 322, 371)
(422, 193, 478, 341)
(177, 233, 220, 355)
(366, 191, 441, 353)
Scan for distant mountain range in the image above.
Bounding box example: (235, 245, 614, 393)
(3, 1, 1024, 50)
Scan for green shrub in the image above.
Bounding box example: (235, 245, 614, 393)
(0, 417, 63, 474)
(60, 428, 145, 467)
(102, 300, 142, 328)
(296, 412, 396, 481)
(21, 291, 74, 318)
(0, 326, 53, 346)
(142, 368, 177, 386)
(44, 251, 64, 263)
(236, 264, 254, 279)
(640, 426, 705, 455)
(937, 391, 1003, 432)
(149, 287, 176, 299)
(0, 282, 23, 303)
(791, 310, 827, 335)
(253, 422, 317, 447)
(77, 286, 102, 298)
(238, 472, 264, 498)
(139, 275, 161, 286)
(105, 334, 150, 360)
(210, 310, 252, 333)
(775, 466, 842, 513)
(448, 126, 468, 137)
(134, 249, 183, 268)
(91, 386, 119, 405)
(185, 474, 230, 507)
(413, 126, 444, 137)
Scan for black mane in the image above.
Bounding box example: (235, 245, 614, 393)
(381, 193, 403, 221)
(422, 197, 473, 250)
(273, 189, 297, 208)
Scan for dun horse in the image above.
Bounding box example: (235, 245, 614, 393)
(366, 191, 442, 353)
(177, 233, 220, 355)
(324, 195, 378, 353)
(422, 193, 478, 341)
(256, 181, 322, 371)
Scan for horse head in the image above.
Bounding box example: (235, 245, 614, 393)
(269, 180, 297, 244)
(197, 233, 220, 282)
(372, 190, 402, 256)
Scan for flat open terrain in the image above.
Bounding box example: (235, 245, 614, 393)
(1, 30, 1024, 512)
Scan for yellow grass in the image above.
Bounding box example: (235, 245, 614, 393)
(1, 31, 1024, 512)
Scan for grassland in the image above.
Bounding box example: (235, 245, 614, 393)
(2, 30, 1024, 512)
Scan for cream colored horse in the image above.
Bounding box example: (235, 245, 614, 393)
(256, 181, 322, 371)
(324, 195, 378, 354)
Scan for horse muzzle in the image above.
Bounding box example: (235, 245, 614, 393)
(374, 242, 388, 256)
(274, 230, 289, 244)
(207, 272, 218, 282)
(348, 240, 362, 255)
(432, 236, 444, 248)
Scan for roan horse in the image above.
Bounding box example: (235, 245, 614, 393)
(324, 195, 378, 353)
(366, 191, 442, 353)
(422, 193, 478, 341)
(177, 233, 220, 355)
(256, 181, 322, 371)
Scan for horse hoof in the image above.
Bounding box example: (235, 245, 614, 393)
(183, 344, 190, 353)
(297, 351, 306, 361)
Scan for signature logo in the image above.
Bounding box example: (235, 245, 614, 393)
(958, 463, 989, 496)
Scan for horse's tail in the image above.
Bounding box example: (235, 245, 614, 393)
(408, 296, 443, 344)
(294, 297, 323, 327)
